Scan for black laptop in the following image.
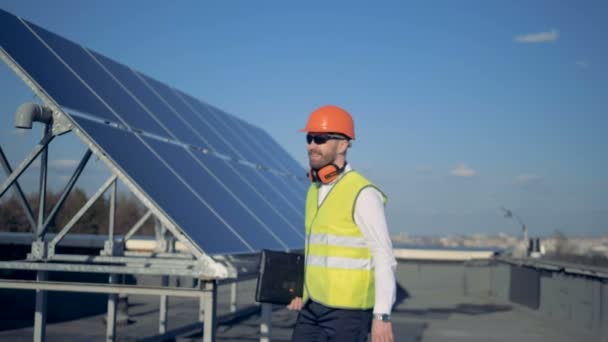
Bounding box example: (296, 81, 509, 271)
(255, 250, 304, 305)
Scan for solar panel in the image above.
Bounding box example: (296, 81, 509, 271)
(70, 116, 252, 255)
(0, 8, 306, 255)
(194, 102, 307, 204)
(143, 137, 294, 250)
(175, 91, 305, 221)
(0, 10, 118, 123)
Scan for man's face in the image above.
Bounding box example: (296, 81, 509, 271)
(307, 133, 341, 169)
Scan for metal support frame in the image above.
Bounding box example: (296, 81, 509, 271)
(260, 303, 272, 342)
(106, 179, 118, 342)
(202, 280, 217, 342)
(0, 132, 54, 199)
(2, 47, 221, 265)
(34, 123, 51, 342)
(124, 210, 152, 241)
(39, 149, 92, 237)
(106, 274, 118, 342)
(0, 50, 237, 341)
(48, 254, 198, 266)
(0, 279, 215, 297)
(159, 276, 169, 334)
(156, 219, 171, 335)
(47, 175, 117, 256)
(0, 145, 36, 230)
(0, 260, 212, 277)
(230, 282, 238, 313)
(34, 271, 47, 342)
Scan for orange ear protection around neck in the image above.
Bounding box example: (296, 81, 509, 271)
(308, 162, 347, 184)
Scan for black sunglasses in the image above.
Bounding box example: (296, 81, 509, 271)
(306, 134, 347, 145)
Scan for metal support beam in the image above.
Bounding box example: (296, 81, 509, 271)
(0, 279, 214, 297)
(106, 179, 119, 342)
(0, 260, 208, 277)
(260, 303, 272, 342)
(109, 179, 116, 242)
(124, 251, 195, 259)
(37, 123, 50, 238)
(0, 132, 54, 199)
(48, 254, 198, 267)
(106, 274, 118, 342)
(230, 282, 238, 313)
(39, 149, 92, 236)
(0, 145, 36, 230)
(49, 175, 117, 252)
(33, 271, 47, 342)
(34, 124, 50, 342)
(124, 210, 152, 241)
(157, 220, 171, 335)
(202, 281, 217, 342)
(159, 276, 169, 334)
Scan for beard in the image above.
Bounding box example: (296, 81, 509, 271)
(308, 148, 338, 170)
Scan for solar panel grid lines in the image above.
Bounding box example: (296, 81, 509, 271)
(227, 114, 309, 192)
(83, 48, 178, 142)
(72, 114, 303, 249)
(131, 71, 215, 150)
(121, 74, 304, 243)
(231, 117, 306, 199)
(25, 21, 172, 139)
(193, 101, 306, 220)
(254, 126, 309, 180)
(230, 118, 309, 194)
(143, 137, 290, 251)
(194, 101, 305, 198)
(55, 114, 239, 259)
(178, 94, 306, 221)
(0, 8, 306, 255)
(0, 12, 119, 123)
(171, 89, 247, 161)
(70, 116, 256, 254)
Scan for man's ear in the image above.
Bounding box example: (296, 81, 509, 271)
(338, 140, 350, 154)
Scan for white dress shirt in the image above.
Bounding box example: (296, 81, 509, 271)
(315, 163, 397, 314)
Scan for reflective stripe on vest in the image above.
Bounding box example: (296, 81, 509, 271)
(306, 255, 373, 270)
(303, 171, 387, 309)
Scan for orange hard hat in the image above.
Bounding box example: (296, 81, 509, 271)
(299, 105, 355, 139)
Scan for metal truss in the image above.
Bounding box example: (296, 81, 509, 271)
(0, 46, 247, 340)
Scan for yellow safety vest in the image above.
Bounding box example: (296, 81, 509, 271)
(303, 171, 387, 309)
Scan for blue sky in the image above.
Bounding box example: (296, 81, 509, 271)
(1, 1, 606, 237)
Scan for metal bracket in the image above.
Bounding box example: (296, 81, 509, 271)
(101, 240, 125, 257)
(28, 241, 48, 260)
(52, 110, 72, 136)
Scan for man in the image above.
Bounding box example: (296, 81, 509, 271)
(287, 105, 397, 342)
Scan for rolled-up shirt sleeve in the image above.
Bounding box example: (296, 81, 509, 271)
(354, 186, 397, 314)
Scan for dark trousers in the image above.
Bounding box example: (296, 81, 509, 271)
(291, 300, 373, 342)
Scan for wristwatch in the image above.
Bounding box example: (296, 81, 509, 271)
(373, 314, 391, 322)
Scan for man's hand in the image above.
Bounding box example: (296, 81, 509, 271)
(371, 319, 393, 342)
(286, 297, 303, 311)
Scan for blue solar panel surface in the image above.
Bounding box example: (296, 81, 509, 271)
(0, 8, 306, 255)
(0, 10, 118, 123)
(71, 116, 252, 254)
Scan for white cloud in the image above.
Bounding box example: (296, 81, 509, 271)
(516, 174, 542, 184)
(515, 174, 549, 194)
(514, 29, 559, 43)
(576, 60, 589, 68)
(450, 164, 477, 178)
(49, 159, 79, 172)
